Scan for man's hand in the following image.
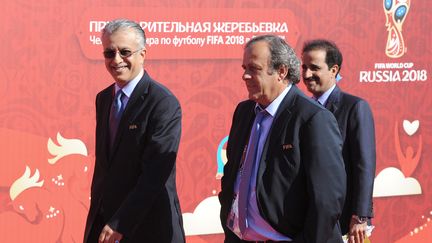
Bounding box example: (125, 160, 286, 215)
(98, 224, 123, 243)
(348, 216, 367, 243)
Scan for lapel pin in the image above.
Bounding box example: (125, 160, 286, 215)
(282, 144, 293, 150)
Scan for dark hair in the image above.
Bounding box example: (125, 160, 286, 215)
(246, 35, 301, 84)
(302, 39, 343, 75)
(102, 19, 146, 49)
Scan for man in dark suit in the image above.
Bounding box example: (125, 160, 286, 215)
(219, 35, 346, 243)
(301, 39, 376, 243)
(83, 19, 185, 243)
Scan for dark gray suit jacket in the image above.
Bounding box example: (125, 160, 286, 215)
(219, 85, 346, 243)
(324, 86, 376, 234)
(84, 71, 185, 243)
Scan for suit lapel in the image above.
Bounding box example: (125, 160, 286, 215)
(99, 85, 115, 162)
(233, 102, 257, 172)
(256, 85, 297, 178)
(122, 72, 151, 120)
(273, 85, 298, 121)
(270, 85, 303, 137)
(325, 85, 341, 113)
(109, 71, 151, 158)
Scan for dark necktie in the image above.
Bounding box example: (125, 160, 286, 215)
(238, 108, 267, 234)
(312, 96, 323, 106)
(109, 90, 125, 147)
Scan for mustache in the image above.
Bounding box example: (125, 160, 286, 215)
(303, 77, 316, 82)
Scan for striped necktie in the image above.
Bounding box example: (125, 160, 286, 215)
(237, 108, 267, 234)
(109, 90, 125, 147)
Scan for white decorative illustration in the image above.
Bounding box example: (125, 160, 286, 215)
(395, 210, 432, 242)
(46, 206, 61, 219)
(47, 132, 88, 164)
(51, 174, 65, 186)
(183, 196, 224, 235)
(373, 120, 422, 198)
(0, 131, 91, 242)
(9, 166, 44, 201)
(403, 119, 419, 136)
(373, 167, 421, 197)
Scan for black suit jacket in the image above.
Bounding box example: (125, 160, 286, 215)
(324, 86, 376, 234)
(219, 85, 346, 243)
(84, 71, 185, 243)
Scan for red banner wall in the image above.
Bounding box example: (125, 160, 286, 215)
(0, 1, 431, 242)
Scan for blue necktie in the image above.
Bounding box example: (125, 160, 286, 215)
(238, 108, 266, 234)
(109, 90, 125, 147)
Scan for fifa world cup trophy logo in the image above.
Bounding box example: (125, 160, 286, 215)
(383, 0, 410, 58)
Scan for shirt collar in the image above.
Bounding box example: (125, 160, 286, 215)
(114, 69, 144, 98)
(256, 84, 292, 117)
(315, 83, 336, 106)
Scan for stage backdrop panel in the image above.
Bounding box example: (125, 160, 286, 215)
(0, 1, 430, 242)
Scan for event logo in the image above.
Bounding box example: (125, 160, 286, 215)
(360, 1, 428, 83)
(383, 0, 411, 58)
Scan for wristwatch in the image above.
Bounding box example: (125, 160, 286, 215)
(352, 215, 368, 224)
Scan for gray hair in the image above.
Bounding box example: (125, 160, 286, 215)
(102, 19, 146, 48)
(245, 35, 300, 84)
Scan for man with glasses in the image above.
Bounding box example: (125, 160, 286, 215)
(83, 19, 185, 243)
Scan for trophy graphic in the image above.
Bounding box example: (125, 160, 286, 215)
(383, 0, 411, 58)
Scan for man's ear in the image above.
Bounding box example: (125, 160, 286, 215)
(330, 64, 340, 77)
(139, 48, 147, 65)
(140, 48, 147, 58)
(278, 64, 288, 81)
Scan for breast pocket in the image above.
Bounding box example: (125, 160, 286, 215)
(260, 143, 298, 191)
(279, 142, 298, 171)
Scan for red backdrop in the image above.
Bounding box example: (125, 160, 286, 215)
(0, 1, 431, 242)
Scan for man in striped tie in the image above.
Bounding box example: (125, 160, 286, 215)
(84, 19, 185, 243)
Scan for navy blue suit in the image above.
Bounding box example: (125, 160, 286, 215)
(84, 71, 185, 243)
(219, 85, 346, 243)
(324, 86, 376, 234)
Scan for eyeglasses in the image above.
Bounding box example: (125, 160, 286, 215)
(103, 48, 142, 59)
